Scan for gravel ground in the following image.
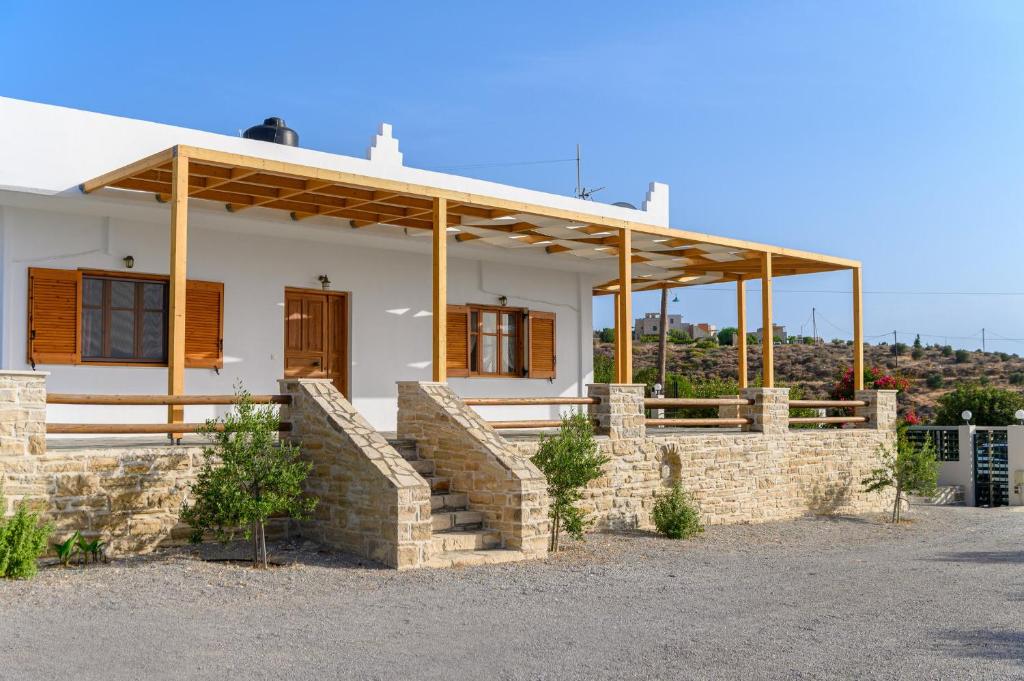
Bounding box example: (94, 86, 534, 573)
(2, 504, 1022, 680)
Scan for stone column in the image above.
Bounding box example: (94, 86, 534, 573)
(0, 370, 48, 461)
(587, 384, 645, 439)
(739, 387, 789, 434)
(854, 389, 898, 431)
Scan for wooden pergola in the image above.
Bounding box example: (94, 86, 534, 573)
(81, 144, 865, 424)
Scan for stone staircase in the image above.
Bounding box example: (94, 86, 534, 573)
(388, 438, 521, 567)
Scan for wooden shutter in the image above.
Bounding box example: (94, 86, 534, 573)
(446, 305, 471, 377)
(527, 310, 556, 379)
(27, 268, 82, 366)
(185, 280, 224, 368)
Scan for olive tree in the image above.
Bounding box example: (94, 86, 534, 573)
(862, 429, 939, 523)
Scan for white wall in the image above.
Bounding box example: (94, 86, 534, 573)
(0, 200, 593, 432)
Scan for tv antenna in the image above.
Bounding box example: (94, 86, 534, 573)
(575, 144, 604, 200)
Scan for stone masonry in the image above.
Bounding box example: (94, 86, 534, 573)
(397, 382, 549, 558)
(280, 379, 432, 569)
(510, 385, 897, 530)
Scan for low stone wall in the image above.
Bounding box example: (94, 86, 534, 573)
(280, 379, 432, 569)
(509, 385, 897, 529)
(397, 382, 549, 558)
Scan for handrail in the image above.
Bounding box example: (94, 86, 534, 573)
(788, 416, 868, 425)
(462, 397, 599, 406)
(488, 420, 567, 429)
(47, 394, 291, 405)
(645, 418, 752, 427)
(789, 400, 867, 409)
(46, 422, 293, 434)
(645, 397, 753, 407)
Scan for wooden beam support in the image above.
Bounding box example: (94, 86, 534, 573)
(617, 228, 633, 383)
(760, 252, 774, 388)
(737, 278, 748, 389)
(852, 266, 864, 390)
(432, 197, 447, 382)
(613, 292, 621, 383)
(80, 148, 174, 193)
(168, 152, 189, 427)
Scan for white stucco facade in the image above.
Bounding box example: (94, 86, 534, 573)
(0, 96, 680, 431)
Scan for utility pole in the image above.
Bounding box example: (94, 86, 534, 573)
(575, 144, 582, 199)
(812, 307, 817, 344)
(982, 328, 986, 352)
(893, 330, 898, 368)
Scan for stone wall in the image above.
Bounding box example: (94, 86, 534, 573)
(510, 386, 897, 529)
(280, 379, 432, 569)
(397, 382, 549, 558)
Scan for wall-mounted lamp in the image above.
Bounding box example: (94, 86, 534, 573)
(318, 275, 332, 290)
(498, 295, 508, 307)
(123, 255, 135, 269)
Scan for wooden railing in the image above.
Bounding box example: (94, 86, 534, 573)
(462, 396, 599, 430)
(45, 393, 292, 435)
(788, 399, 868, 427)
(644, 397, 754, 428)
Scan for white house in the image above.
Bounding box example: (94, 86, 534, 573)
(0, 96, 859, 435)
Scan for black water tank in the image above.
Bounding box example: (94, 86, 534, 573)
(243, 117, 299, 146)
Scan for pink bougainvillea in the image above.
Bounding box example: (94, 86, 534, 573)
(830, 367, 909, 401)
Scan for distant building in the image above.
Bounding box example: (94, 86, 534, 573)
(634, 313, 716, 341)
(755, 324, 788, 344)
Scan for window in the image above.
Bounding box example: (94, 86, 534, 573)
(470, 306, 521, 376)
(446, 304, 555, 379)
(27, 267, 224, 369)
(82, 276, 167, 362)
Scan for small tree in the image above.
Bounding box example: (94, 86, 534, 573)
(651, 483, 703, 539)
(717, 327, 737, 346)
(181, 387, 317, 568)
(530, 412, 609, 552)
(862, 429, 939, 523)
(598, 327, 615, 343)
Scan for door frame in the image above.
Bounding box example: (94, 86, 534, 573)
(283, 286, 351, 398)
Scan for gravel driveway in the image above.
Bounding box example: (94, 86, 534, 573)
(2, 505, 1022, 680)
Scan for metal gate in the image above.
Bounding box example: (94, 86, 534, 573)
(973, 429, 1009, 507)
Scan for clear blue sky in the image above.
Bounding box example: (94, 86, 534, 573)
(3, 1, 1022, 351)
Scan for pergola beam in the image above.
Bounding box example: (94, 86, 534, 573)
(853, 267, 864, 390)
(167, 152, 189, 430)
(432, 198, 448, 382)
(617, 228, 633, 384)
(737, 278, 748, 389)
(760, 252, 774, 388)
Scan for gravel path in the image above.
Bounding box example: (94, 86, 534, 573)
(2, 505, 1022, 680)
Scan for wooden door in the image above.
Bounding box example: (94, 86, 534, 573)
(284, 289, 348, 396)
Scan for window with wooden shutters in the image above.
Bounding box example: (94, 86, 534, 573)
(446, 305, 471, 377)
(26, 268, 224, 368)
(527, 310, 556, 379)
(27, 268, 82, 366)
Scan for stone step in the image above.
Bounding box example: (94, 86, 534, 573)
(430, 492, 468, 512)
(425, 549, 529, 569)
(385, 439, 419, 461)
(431, 510, 484, 532)
(431, 529, 501, 553)
(427, 477, 450, 494)
(409, 458, 435, 476)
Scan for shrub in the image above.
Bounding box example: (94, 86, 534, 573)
(668, 329, 691, 344)
(911, 347, 923, 360)
(1010, 372, 1024, 386)
(598, 327, 615, 343)
(0, 484, 53, 579)
(593, 352, 614, 384)
(934, 383, 1024, 426)
(954, 349, 970, 364)
(925, 373, 944, 389)
(862, 428, 939, 523)
(831, 367, 909, 400)
(894, 342, 908, 356)
(694, 338, 717, 349)
(913, 335, 922, 349)
(651, 483, 703, 539)
(940, 345, 954, 357)
(717, 327, 737, 346)
(181, 387, 317, 568)
(530, 412, 609, 551)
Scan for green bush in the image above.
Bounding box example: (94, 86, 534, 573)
(598, 328, 615, 343)
(862, 429, 939, 523)
(925, 373, 944, 389)
(651, 483, 703, 539)
(0, 485, 53, 579)
(1010, 372, 1024, 386)
(717, 327, 737, 346)
(934, 383, 1024, 426)
(668, 329, 691, 344)
(941, 345, 954, 357)
(955, 349, 970, 364)
(530, 412, 609, 551)
(911, 347, 923, 360)
(593, 353, 615, 384)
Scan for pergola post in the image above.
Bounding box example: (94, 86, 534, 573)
(432, 197, 448, 383)
(612, 292, 621, 382)
(617, 228, 633, 383)
(760, 252, 774, 388)
(736, 277, 748, 388)
(852, 266, 864, 390)
(167, 151, 189, 427)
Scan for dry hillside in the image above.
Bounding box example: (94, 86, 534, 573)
(595, 341, 1024, 421)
